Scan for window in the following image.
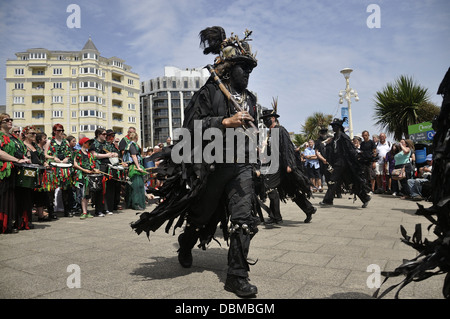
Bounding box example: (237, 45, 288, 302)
(79, 67, 101, 76)
(15, 68, 24, 75)
(53, 82, 63, 89)
(128, 116, 136, 123)
(79, 81, 102, 89)
(13, 96, 25, 104)
(79, 96, 103, 104)
(72, 68, 77, 75)
(172, 81, 177, 88)
(52, 96, 63, 103)
(13, 111, 25, 119)
(72, 126, 77, 133)
(52, 111, 63, 118)
(29, 53, 47, 59)
(72, 111, 77, 118)
(128, 91, 134, 97)
(128, 79, 134, 85)
(79, 124, 102, 132)
(72, 82, 77, 89)
(79, 110, 103, 118)
(82, 52, 98, 60)
(72, 97, 77, 104)
(14, 83, 24, 89)
(33, 98, 44, 104)
(112, 60, 123, 68)
(128, 103, 136, 110)
(53, 68, 63, 75)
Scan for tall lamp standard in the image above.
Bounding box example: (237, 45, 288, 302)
(338, 68, 359, 138)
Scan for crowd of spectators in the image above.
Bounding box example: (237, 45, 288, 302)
(0, 113, 163, 234)
(299, 129, 432, 202)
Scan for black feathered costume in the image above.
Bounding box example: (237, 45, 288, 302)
(320, 118, 371, 207)
(131, 26, 261, 296)
(374, 67, 450, 299)
(259, 107, 315, 223)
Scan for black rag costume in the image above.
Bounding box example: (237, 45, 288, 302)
(375, 67, 450, 299)
(131, 26, 260, 297)
(259, 107, 315, 224)
(320, 118, 371, 207)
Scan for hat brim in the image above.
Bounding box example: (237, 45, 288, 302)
(228, 55, 257, 68)
(261, 113, 280, 118)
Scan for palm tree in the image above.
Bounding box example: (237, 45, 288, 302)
(292, 133, 307, 147)
(373, 75, 436, 140)
(301, 112, 333, 141)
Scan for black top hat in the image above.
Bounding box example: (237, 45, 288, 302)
(199, 26, 258, 69)
(330, 118, 345, 129)
(261, 108, 280, 119)
(106, 129, 115, 136)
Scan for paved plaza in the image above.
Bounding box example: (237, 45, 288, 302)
(0, 190, 445, 300)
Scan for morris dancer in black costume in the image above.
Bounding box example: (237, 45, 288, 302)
(375, 67, 450, 299)
(131, 26, 261, 297)
(319, 118, 371, 208)
(260, 106, 316, 224)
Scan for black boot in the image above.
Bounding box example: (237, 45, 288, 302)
(224, 274, 258, 297)
(304, 207, 317, 223)
(177, 227, 198, 268)
(362, 195, 371, 208)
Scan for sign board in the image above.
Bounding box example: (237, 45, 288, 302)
(408, 122, 435, 142)
(341, 107, 349, 127)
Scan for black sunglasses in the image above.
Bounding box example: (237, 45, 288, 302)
(56, 129, 65, 132)
(2, 118, 14, 123)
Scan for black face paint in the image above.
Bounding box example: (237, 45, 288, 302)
(263, 117, 272, 128)
(230, 63, 253, 93)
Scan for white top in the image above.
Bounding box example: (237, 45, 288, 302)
(376, 141, 391, 164)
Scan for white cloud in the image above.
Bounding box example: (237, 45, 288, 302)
(1, 0, 448, 138)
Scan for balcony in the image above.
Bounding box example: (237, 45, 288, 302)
(32, 111, 45, 118)
(32, 82, 45, 93)
(112, 112, 123, 122)
(153, 113, 168, 120)
(112, 91, 122, 99)
(112, 127, 123, 135)
(154, 121, 169, 129)
(31, 111, 45, 124)
(31, 68, 46, 76)
(32, 97, 45, 105)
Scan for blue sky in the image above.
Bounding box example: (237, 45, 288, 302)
(1, 0, 449, 139)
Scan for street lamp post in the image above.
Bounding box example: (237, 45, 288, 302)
(338, 68, 359, 139)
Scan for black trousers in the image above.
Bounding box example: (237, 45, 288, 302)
(47, 188, 71, 214)
(105, 179, 121, 211)
(15, 187, 33, 229)
(189, 163, 256, 278)
(293, 192, 315, 214)
(92, 189, 104, 214)
(323, 162, 370, 204)
(267, 189, 282, 221)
